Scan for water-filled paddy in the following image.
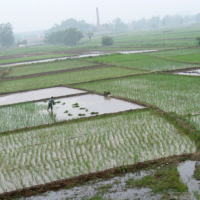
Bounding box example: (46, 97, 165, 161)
(18, 161, 200, 200)
(0, 50, 156, 67)
(0, 87, 86, 106)
(0, 110, 196, 194)
(176, 69, 200, 76)
(39, 94, 145, 120)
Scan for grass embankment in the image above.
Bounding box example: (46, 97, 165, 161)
(126, 165, 187, 193)
(85, 53, 198, 71)
(0, 67, 145, 93)
(7, 60, 98, 77)
(0, 54, 74, 65)
(73, 73, 200, 115)
(0, 110, 195, 193)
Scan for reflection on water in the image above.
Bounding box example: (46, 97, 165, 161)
(0, 50, 157, 67)
(0, 87, 86, 106)
(38, 93, 145, 121)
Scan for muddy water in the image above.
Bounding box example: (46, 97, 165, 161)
(0, 50, 157, 67)
(178, 161, 200, 200)
(0, 87, 86, 106)
(38, 94, 145, 120)
(19, 169, 161, 200)
(176, 69, 200, 76)
(18, 161, 200, 200)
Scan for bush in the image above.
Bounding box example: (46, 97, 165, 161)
(102, 36, 114, 46)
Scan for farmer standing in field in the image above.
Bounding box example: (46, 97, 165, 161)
(47, 97, 55, 112)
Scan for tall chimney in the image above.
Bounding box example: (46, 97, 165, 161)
(96, 7, 101, 30)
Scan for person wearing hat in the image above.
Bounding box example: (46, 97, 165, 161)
(47, 97, 55, 111)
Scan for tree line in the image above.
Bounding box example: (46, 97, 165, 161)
(44, 28, 83, 45)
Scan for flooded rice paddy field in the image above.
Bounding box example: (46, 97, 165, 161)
(0, 50, 156, 68)
(0, 93, 144, 132)
(73, 73, 200, 115)
(0, 110, 196, 193)
(188, 115, 200, 130)
(38, 94, 144, 121)
(176, 69, 200, 76)
(0, 87, 86, 106)
(19, 161, 200, 200)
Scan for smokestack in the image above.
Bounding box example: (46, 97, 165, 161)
(96, 7, 101, 30)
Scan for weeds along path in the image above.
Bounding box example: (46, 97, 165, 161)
(0, 109, 196, 195)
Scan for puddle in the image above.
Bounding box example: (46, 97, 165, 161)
(38, 94, 145, 120)
(18, 161, 200, 200)
(0, 87, 86, 106)
(19, 169, 161, 200)
(176, 69, 200, 76)
(178, 160, 200, 200)
(0, 50, 157, 67)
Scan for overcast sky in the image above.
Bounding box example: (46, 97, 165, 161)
(1, 0, 200, 33)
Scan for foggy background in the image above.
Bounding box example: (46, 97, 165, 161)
(1, 0, 200, 33)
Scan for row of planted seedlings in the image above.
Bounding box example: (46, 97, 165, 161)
(0, 107, 197, 194)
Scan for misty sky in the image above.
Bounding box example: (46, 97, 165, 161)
(1, 0, 200, 33)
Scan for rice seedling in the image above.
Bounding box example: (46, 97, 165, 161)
(64, 110, 68, 113)
(7, 60, 98, 77)
(0, 110, 195, 193)
(73, 73, 200, 115)
(0, 67, 144, 93)
(91, 112, 99, 115)
(0, 103, 57, 132)
(78, 114, 85, 116)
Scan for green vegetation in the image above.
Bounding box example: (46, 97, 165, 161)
(73, 73, 200, 115)
(194, 163, 200, 180)
(102, 36, 114, 46)
(0, 67, 144, 93)
(147, 48, 200, 58)
(0, 103, 56, 132)
(187, 115, 200, 130)
(7, 60, 97, 77)
(0, 54, 74, 65)
(86, 53, 150, 63)
(45, 28, 83, 45)
(170, 53, 200, 63)
(0, 110, 195, 193)
(85, 53, 198, 71)
(126, 166, 188, 193)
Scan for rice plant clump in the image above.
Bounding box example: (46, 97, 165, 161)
(0, 103, 57, 132)
(0, 110, 196, 193)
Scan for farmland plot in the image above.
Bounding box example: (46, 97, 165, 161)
(0, 67, 144, 93)
(85, 53, 198, 71)
(73, 74, 200, 115)
(6, 60, 98, 77)
(0, 110, 196, 193)
(0, 93, 144, 132)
